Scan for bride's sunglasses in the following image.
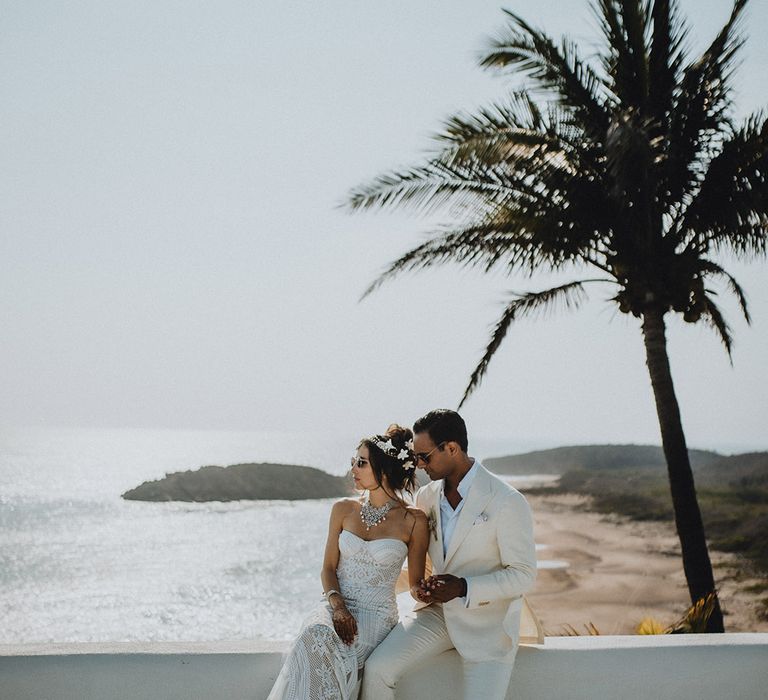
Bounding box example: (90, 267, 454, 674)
(350, 456, 370, 469)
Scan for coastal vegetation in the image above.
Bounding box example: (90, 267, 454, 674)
(496, 444, 768, 582)
(346, 0, 768, 630)
(122, 463, 350, 502)
(565, 593, 720, 634)
(485, 444, 721, 474)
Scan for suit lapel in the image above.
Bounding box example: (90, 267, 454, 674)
(443, 466, 494, 568)
(432, 482, 445, 570)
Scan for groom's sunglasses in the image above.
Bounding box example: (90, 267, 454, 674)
(413, 442, 445, 466)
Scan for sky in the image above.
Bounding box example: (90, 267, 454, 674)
(1, 0, 767, 453)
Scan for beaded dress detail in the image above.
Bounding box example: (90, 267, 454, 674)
(267, 529, 407, 700)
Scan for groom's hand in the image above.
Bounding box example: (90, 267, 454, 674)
(424, 574, 467, 603)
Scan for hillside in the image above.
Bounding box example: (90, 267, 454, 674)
(485, 444, 722, 475)
(695, 452, 768, 487)
(122, 462, 350, 502)
(501, 447, 768, 579)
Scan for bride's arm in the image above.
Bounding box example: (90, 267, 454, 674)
(406, 508, 429, 601)
(320, 500, 357, 645)
(320, 500, 345, 596)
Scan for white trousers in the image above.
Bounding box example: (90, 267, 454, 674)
(361, 604, 514, 700)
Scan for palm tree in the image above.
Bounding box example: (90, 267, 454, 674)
(345, 0, 767, 632)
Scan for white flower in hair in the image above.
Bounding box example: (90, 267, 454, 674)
(406, 439, 414, 451)
(402, 461, 415, 471)
(370, 435, 402, 457)
(397, 449, 409, 460)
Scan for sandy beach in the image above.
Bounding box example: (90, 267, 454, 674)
(526, 492, 768, 635)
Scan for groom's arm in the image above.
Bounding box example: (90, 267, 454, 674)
(463, 491, 537, 609)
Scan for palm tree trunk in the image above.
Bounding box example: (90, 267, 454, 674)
(641, 308, 724, 632)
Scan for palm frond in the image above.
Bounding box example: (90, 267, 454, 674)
(347, 126, 612, 240)
(701, 291, 734, 359)
(345, 160, 530, 217)
(434, 95, 604, 179)
(556, 622, 602, 636)
(648, 0, 690, 127)
(593, 0, 652, 109)
(707, 220, 768, 258)
(668, 592, 719, 633)
(359, 224, 525, 299)
(619, 0, 651, 109)
(434, 96, 565, 168)
(459, 280, 606, 406)
(435, 92, 545, 144)
(680, 113, 768, 254)
(479, 10, 610, 134)
(593, 0, 630, 85)
(436, 123, 576, 181)
(663, 0, 750, 213)
(360, 196, 613, 300)
(698, 259, 751, 324)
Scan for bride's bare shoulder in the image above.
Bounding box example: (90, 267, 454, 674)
(331, 498, 360, 516)
(404, 505, 428, 524)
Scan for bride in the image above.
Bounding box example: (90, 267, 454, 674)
(267, 424, 429, 700)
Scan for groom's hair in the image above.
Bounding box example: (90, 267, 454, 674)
(413, 409, 468, 453)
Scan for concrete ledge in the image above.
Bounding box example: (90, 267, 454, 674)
(1, 634, 766, 700)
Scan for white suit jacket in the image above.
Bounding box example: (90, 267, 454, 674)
(414, 463, 537, 662)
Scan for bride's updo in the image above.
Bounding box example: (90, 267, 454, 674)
(360, 424, 417, 495)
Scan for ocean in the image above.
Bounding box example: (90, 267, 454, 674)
(0, 426, 552, 644)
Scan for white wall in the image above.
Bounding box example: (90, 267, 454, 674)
(1, 635, 767, 700)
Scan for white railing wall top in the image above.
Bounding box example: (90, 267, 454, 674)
(1, 634, 767, 700)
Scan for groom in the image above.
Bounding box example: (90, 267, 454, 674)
(362, 409, 537, 700)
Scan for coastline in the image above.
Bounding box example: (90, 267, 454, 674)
(526, 492, 768, 635)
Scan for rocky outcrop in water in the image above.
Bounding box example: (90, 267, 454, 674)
(122, 462, 351, 502)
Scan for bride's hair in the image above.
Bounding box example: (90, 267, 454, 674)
(360, 424, 417, 496)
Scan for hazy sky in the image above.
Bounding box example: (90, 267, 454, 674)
(2, 0, 767, 452)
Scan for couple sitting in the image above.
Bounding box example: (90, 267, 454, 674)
(268, 409, 537, 700)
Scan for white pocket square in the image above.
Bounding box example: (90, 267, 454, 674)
(473, 513, 489, 525)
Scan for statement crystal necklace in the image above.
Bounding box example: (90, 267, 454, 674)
(360, 498, 396, 531)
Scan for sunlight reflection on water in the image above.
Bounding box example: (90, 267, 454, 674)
(1, 426, 563, 643)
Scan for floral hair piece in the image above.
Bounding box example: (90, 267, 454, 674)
(369, 435, 415, 471)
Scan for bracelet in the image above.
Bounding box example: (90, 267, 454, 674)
(324, 589, 341, 602)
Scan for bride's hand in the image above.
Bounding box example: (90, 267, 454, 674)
(411, 581, 431, 603)
(331, 606, 357, 645)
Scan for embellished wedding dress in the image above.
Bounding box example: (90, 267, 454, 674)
(267, 529, 408, 700)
